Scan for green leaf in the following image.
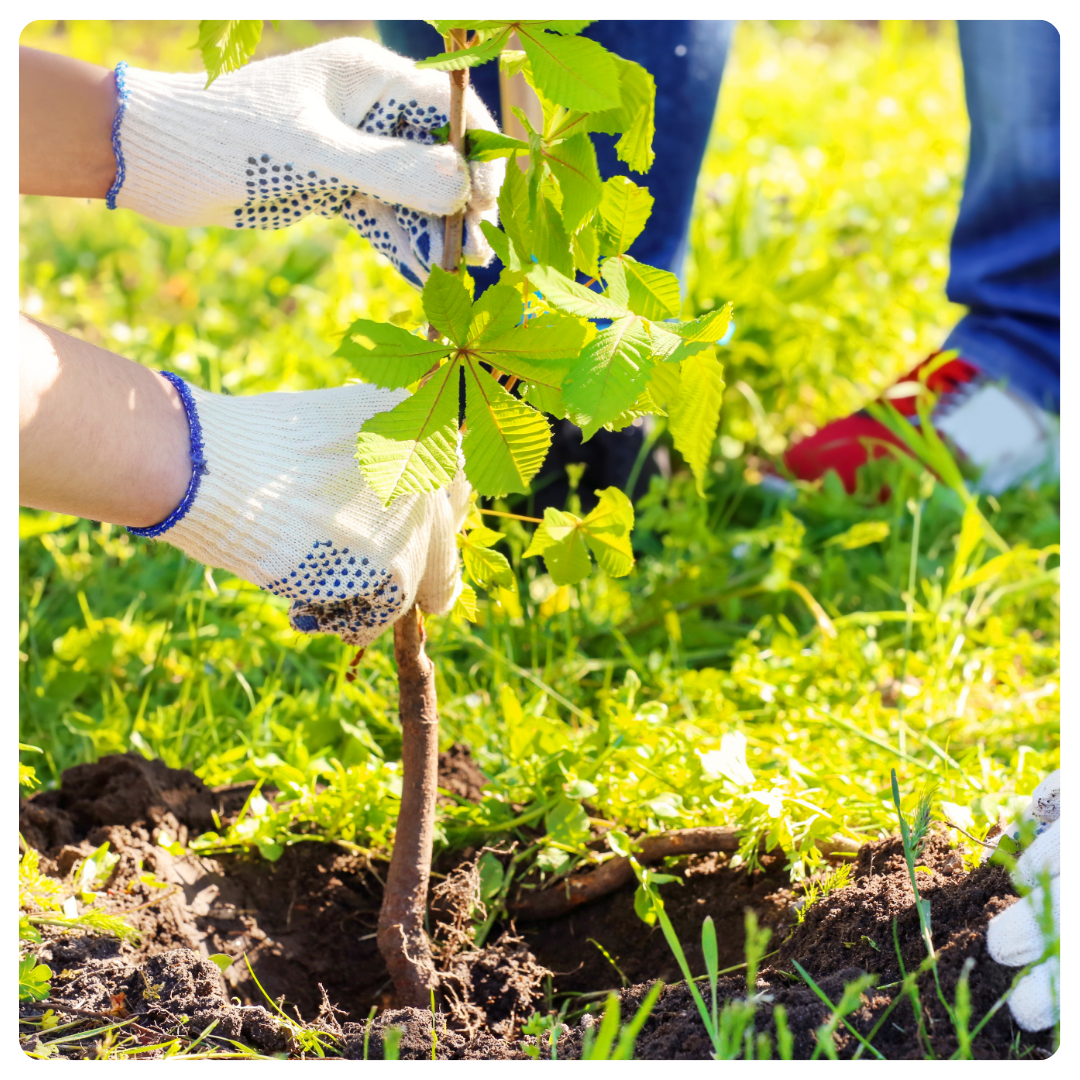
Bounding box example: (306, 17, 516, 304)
(478, 852, 505, 901)
(208, 953, 234, 973)
(194, 21, 264, 89)
(523, 508, 592, 585)
(563, 315, 654, 440)
(601, 256, 630, 307)
(826, 520, 892, 550)
(459, 527, 516, 591)
(532, 193, 576, 279)
(523, 489, 635, 584)
(545, 794, 592, 844)
(467, 283, 524, 343)
(616, 105, 656, 173)
(634, 883, 657, 926)
(427, 20, 514, 33)
(18, 955, 52, 1002)
(702, 915, 719, 990)
(669, 350, 725, 496)
(646, 360, 682, 410)
(460, 524, 505, 548)
(463, 365, 551, 497)
(452, 582, 478, 622)
(641, 319, 688, 363)
(564, 777, 599, 799)
(518, 29, 621, 112)
(466, 129, 530, 161)
(530, 20, 596, 35)
(477, 313, 588, 385)
(596, 176, 654, 256)
(673, 302, 734, 343)
(423, 265, 473, 345)
(618, 257, 682, 320)
(498, 162, 533, 268)
(520, 382, 568, 419)
(587, 56, 656, 138)
(356, 363, 461, 505)
(528, 264, 630, 320)
(416, 29, 510, 70)
(572, 223, 601, 279)
(335, 320, 450, 388)
(602, 387, 660, 430)
(480, 220, 513, 268)
(580, 487, 635, 577)
(543, 133, 603, 233)
(499, 49, 530, 80)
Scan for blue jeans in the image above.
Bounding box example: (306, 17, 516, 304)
(944, 21, 1060, 412)
(376, 21, 1061, 418)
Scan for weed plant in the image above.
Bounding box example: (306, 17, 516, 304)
(19, 20, 1059, 1060)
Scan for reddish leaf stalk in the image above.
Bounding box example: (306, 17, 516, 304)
(378, 28, 470, 1007)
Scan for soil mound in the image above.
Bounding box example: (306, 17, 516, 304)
(19, 754, 1055, 1059)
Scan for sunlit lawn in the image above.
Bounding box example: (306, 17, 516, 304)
(19, 21, 1057, 882)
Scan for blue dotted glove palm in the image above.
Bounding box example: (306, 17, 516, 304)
(108, 37, 504, 288)
(127, 374, 470, 647)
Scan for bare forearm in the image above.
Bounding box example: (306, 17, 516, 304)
(20, 46, 118, 198)
(19, 315, 191, 527)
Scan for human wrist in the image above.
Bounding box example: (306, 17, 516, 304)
(125, 372, 204, 533)
(19, 46, 119, 199)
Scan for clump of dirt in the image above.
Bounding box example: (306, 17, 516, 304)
(520, 849, 796, 993)
(19, 755, 1055, 1059)
(540, 830, 1054, 1060)
(19, 753, 237, 853)
(436, 743, 487, 806)
(440, 932, 549, 1039)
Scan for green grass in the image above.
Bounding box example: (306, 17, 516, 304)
(20, 16, 1058, 1026)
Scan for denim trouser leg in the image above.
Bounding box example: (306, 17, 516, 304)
(943, 21, 1060, 412)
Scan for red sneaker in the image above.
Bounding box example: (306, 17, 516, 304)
(783, 354, 1058, 495)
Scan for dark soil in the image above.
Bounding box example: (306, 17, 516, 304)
(19, 753, 1055, 1059)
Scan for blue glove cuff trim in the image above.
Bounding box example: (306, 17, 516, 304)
(127, 371, 208, 538)
(105, 61, 130, 211)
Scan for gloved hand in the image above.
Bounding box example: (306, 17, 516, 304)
(985, 769, 1060, 1032)
(107, 37, 505, 287)
(127, 372, 470, 647)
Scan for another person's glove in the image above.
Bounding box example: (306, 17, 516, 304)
(985, 769, 1060, 1032)
(107, 37, 505, 287)
(128, 372, 469, 647)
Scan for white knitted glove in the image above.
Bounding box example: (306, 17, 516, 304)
(128, 372, 469, 647)
(108, 37, 505, 287)
(985, 770, 1060, 1032)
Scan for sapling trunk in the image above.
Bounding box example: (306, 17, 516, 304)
(376, 28, 469, 1007)
(377, 606, 440, 1004)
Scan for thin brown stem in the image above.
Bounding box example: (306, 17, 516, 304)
(378, 607, 440, 1005)
(441, 28, 469, 271)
